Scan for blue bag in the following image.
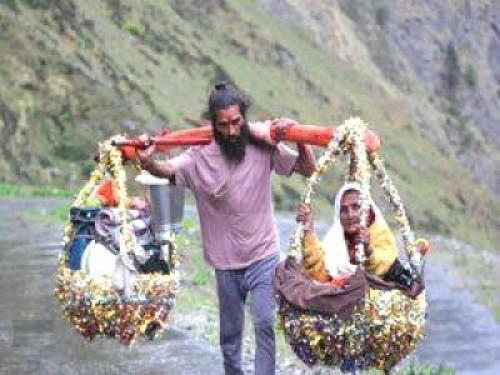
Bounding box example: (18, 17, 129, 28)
(67, 207, 101, 270)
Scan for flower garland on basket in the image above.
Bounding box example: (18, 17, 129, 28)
(369, 153, 423, 273)
(288, 121, 348, 259)
(344, 118, 371, 264)
(281, 118, 426, 373)
(55, 138, 180, 345)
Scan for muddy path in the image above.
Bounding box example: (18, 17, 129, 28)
(276, 215, 500, 375)
(0, 198, 223, 375)
(1, 198, 499, 374)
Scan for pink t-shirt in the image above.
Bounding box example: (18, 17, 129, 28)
(169, 139, 298, 270)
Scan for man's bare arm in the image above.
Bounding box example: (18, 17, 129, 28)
(293, 143, 316, 177)
(137, 146, 176, 178)
(141, 158, 176, 178)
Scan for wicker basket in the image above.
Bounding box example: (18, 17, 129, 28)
(277, 284, 425, 372)
(55, 138, 181, 345)
(277, 118, 427, 373)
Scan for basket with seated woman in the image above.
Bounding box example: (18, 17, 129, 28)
(273, 182, 426, 373)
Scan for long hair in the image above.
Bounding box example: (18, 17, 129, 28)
(206, 82, 270, 157)
(207, 82, 250, 125)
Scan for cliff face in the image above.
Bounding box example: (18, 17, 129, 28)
(0, 0, 499, 248)
(337, 0, 500, 196)
(261, 0, 500, 195)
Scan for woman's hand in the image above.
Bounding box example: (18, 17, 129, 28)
(354, 225, 372, 257)
(296, 203, 314, 232)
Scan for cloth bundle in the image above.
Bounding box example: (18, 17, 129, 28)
(66, 207, 158, 297)
(273, 257, 397, 320)
(95, 208, 152, 248)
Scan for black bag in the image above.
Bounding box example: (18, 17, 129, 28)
(138, 243, 170, 274)
(383, 259, 414, 287)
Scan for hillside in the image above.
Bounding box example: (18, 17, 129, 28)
(0, 0, 499, 249)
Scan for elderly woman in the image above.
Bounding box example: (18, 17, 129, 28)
(297, 182, 422, 297)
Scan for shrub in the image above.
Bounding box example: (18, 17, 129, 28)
(398, 359, 455, 374)
(444, 43, 461, 93)
(123, 21, 143, 37)
(464, 65, 477, 88)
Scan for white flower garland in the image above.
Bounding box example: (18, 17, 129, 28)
(369, 153, 422, 272)
(345, 118, 371, 264)
(289, 117, 420, 274)
(57, 137, 181, 345)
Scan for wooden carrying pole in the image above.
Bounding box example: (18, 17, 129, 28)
(113, 123, 380, 157)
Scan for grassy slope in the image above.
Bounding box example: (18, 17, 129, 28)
(0, 0, 499, 249)
(225, 1, 500, 249)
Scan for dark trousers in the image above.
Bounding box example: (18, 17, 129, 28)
(215, 253, 279, 375)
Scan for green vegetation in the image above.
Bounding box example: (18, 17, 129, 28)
(174, 217, 217, 312)
(26, 203, 70, 223)
(396, 359, 455, 375)
(123, 20, 144, 37)
(0, 182, 72, 198)
(444, 43, 461, 95)
(464, 65, 477, 88)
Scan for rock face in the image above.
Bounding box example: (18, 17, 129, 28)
(260, 0, 500, 195)
(0, 0, 499, 248)
(336, 0, 500, 195)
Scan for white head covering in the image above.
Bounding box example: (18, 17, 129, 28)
(322, 182, 387, 278)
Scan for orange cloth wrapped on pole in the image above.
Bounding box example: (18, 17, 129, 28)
(113, 122, 381, 158)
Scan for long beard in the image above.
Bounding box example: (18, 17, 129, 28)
(214, 123, 250, 163)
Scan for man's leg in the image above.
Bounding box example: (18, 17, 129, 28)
(216, 269, 246, 375)
(246, 254, 279, 375)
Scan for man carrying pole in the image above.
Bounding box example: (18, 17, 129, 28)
(137, 82, 315, 375)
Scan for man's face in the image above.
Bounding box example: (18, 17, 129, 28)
(339, 190, 361, 235)
(214, 104, 244, 140)
(213, 104, 248, 162)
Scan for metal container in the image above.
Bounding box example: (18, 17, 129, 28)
(136, 172, 185, 241)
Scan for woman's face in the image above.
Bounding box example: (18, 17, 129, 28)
(339, 190, 361, 235)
